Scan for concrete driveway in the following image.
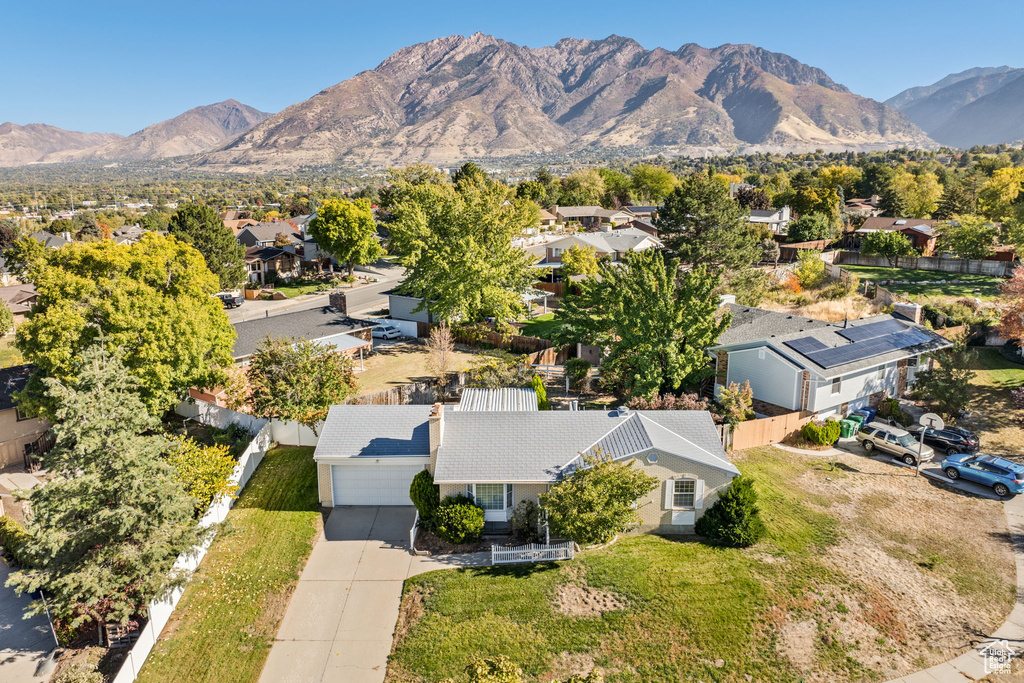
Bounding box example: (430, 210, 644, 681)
(0, 560, 54, 683)
(259, 506, 486, 683)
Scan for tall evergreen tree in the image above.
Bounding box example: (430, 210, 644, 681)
(167, 203, 246, 290)
(550, 249, 728, 398)
(934, 180, 975, 219)
(655, 173, 759, 270)
(8, 346, 202, 630)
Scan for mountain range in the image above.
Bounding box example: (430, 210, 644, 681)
(886, 67, 1024, 147)
(198, 33, 930, 170)
(0, 100, 269, 167)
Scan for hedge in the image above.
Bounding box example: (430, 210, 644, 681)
(801, 419, 841, 446)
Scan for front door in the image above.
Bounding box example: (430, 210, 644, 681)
(472, 483, 512, 522)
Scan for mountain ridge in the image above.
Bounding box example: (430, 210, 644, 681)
(197, 33, 931, 170)
(0, 123, 122, 168)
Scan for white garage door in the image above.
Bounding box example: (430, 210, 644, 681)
(331, 462, 426, 506)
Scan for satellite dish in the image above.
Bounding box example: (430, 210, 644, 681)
(919, 412, 945, 430)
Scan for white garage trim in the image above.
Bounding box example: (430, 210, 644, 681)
(329, 458, 428, 506)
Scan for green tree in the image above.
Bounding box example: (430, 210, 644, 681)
(735, 186, 771, 210)
(786, 212, 835, 242)
(7, 346, 202, 629)
(597, 168, 633, 207)
(560, 170, 606, 206)
(167, 204, 246, 290)
(878, 185, 910, 218)
(629, 164, 676, 203)
(15, 234, 235, 418)
(246, 337, 358, 435)
(0, 219, 18, 249)
(515, 181, 546, 203)
(166, 437, 237, 514)
(910, 333, 977, 419)
(551, 250, 728, 398)
(452, 162, 488, 190)
(795, 250, 826, 288)
(540, 451, 659, 546)
(936, 215, 998, 260)
(860, 230, 914, 267)
(531, 374, 549, 410)
(139, 210, 172, 232)
(3, 235, 47, 279)
(559, 243, 600, 278)
(933, 180, 973, 220)
(387, 181, 538, 326)
(308, 198, 385, 277)
(694, 475, 765, 547)
(0, 300, 13, 337)
(465, 350, 535, 389)
(655, 172, 759, 270)
(409, 469, 441, 527)
(717, 380, 754, 426)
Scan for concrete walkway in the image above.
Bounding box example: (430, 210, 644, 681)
(259, 506, 487, 683)
(0, 560, 54, 683)
(888, 493, 1024, 682)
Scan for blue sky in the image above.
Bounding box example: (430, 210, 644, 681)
(3, 0, 1023, 134)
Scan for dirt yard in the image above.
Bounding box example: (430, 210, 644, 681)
(356, 342, 478, 396)
(735, 445, 1016, 680)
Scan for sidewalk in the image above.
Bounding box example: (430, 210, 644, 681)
(0, 560, 54, 683)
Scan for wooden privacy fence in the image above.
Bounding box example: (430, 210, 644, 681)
(730, 411, 814, 451)
(836, 250, 1016, 277)
(492, 541, 575, 565)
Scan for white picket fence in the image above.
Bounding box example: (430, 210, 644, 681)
(491, 541, 575, 565)
(111, 405, 272, 683)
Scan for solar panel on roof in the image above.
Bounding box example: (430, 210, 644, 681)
(838, 319, 909, 342)
(784, 337, 829, 354)
(801, 329, 935, 369)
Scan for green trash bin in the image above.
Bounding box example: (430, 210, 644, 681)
(839, 419, 857, 439)
(847, 414, 865, 427)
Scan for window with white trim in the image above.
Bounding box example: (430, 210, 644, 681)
(673, 479, 696, 508)
(831, 377, 842, 394)
(474, 484, 506, 511)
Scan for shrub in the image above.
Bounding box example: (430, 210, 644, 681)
(409, 469, 440, 527)
(627, 392, 711, 412)
(694, 475, 765, 547)
(781, 272, 802, 294)
(166, 437, 238, 514)
(564, 357, 592, 393)
(510, 500, 542, 542)
(717, 381, 754, 426)
(801, 419, 841, 446)
(878, 396, 912, 426)
(795, 250, 826, 289)
(54, 667, 104, 683)
(531, 375, 550, 410)
(0, 516, 33, 567)
(434, 494, 485, 544)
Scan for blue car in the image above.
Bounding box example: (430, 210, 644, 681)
(942, 454, 1024, 497)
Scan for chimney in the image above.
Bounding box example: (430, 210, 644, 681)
(428, 403, 444, 473)
(892, 302, 924, 325)
(328, 291, 348, 314)
(719, 294, 736, 307)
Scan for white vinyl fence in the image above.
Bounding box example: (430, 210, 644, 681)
(112, 404, 272, 683)
(491, 542, 575, 565)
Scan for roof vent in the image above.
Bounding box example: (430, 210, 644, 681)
(616, 406, 631, 417)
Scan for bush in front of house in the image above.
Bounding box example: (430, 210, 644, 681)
(801, 419, 841, 446)
(0, 516, 34, 568)
(877, 397, 912, 426)
(531, 375, 550, 410)
(433, 494, 485, 545)
(510, 500, 543, 542)
(694, 475, 765, 548)
(409, 469, 440, 528)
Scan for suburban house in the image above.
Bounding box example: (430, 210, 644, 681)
(237, 222, 304, 251)
(0, 284, 38, 323)
(623, 205, 660, 219)
(537, 228, 663, 272)
(552, 206, 635, 228)
(387, 289, 436, 324)
(845, 195, 881, 217)
(708, 304, 951, 419)
(0, 365, 51, 468)
(748, 206, 792, 235)
(850, 217, 939, 253)
(313, 402, 739, 534)
(110, 224, 150, 245)
(29, 231, 69, 249)
(244, 246, 300, 284)
(230, 306, 374, 363)
(617, 217, 658, 237)
(537, 209, 558, 227)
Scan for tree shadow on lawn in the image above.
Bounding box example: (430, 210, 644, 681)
(460, 562, 563, 580)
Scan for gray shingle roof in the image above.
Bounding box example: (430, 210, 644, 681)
(715, 305, 951, 378)
(434, 409, 736, 482)
(231, 307, 374, 360)
(314, 405, 433, 458)
(0, 364, 32, 412)
(241, 222, 302, 244)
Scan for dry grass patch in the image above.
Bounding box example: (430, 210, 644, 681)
(356, 342, 477, 396)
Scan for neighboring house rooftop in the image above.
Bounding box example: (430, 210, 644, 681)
(715, 305, 951, 378)
(0, 364, 32, 412)
(231, 307, 375, 360)
(624, 205, 660, 214)
(309, 332, 372, 353)
(551, 229, 662, 254)
(239, 222, 303, 245)
(244, 246, 293, 262)
(858, 217, 937, 233)
(29, 231, 68, 248)
(315, 405, 433, 458)
(457, 388, 539, 412)
(434, 409, 736, 483)
(0, 284, 38, 314)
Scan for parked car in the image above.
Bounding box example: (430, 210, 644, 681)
(856, 421, 935, 466)
(372, 324, 401, 340)
(215, 292, 244, 309)
(906, 424, 979, 457)
(942, 454, 1024, 497)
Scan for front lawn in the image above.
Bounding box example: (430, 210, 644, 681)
(961, 347, 1024, 457)
(840, 265, 1004, 300)
(388, 446, 1014, 682)
(517, 313, 565, 341)
(273, 283, 329, 298)
(137, 446, 320, 683)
